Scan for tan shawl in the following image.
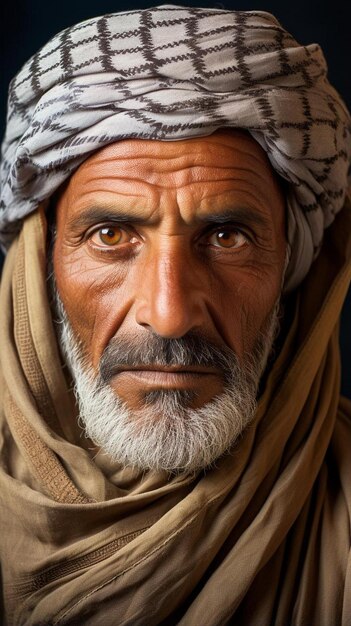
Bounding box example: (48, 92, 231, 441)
(0, 200, 350, 625)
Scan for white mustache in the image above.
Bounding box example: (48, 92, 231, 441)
(99, 332, 239, 385)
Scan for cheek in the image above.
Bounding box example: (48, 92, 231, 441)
(212, 266, 282, 356)
(53, 245, 132, 365)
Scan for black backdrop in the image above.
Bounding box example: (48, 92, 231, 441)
(1, 1, 350, 397)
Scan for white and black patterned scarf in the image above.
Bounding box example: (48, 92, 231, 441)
(1, 5, 350, 289)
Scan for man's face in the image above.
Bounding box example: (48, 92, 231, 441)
(53, 129, 286, 472)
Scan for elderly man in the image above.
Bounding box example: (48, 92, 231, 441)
(0, 6, 350, 626)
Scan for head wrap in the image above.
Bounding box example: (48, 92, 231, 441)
(1, 5, 350, 289)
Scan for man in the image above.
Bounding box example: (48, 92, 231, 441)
(0, 6, 350, 625)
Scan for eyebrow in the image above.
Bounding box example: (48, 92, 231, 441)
(199, 208, 270, 229)
(68, 207, 148, 231)
(68, 206, 271, 231)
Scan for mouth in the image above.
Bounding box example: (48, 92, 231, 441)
(110, 366, 220, 388)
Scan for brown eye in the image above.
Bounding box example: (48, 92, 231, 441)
(208, 229, 247, 249)
(90, 226, 132, 247)
(98, 227, 123, 245)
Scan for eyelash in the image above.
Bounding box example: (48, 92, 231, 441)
(89, 225, 136, 245)
(201, 224, 251, 246)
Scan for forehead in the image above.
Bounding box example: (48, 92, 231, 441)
(70, 129, 277, 183)
(57, 129, 285, 229)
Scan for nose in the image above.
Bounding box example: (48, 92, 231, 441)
(134, 242, 207, 338)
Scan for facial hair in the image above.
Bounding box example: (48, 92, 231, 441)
(51, 283, 280, 475)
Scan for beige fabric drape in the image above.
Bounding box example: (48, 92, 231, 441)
(0, 199, 350, 625)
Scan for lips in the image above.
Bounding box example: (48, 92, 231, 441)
(114, 365, 218, 374)
(111, 367, 219, 388)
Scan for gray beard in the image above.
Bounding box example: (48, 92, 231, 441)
(50, 280, 280, 474)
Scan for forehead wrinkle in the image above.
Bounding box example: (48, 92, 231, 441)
(77, 164, 270, 178)
(76, 188, 149, 200)
(76, 174, 269, 186)
(73, 168, 275, 197)
(82, 152, 271, 174)
(80, 137, 274, 174)
(196, 187, 277, 212)
(82, 154, 249, 165)
(68, 176, 279, 227)
(71, 181, 276, 215)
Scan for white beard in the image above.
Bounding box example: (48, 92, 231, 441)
(51, 285, 280, 474)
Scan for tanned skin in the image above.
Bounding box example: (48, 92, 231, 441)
(53, 129, 286, 411)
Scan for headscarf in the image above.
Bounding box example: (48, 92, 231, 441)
(0, 6, 350, 290)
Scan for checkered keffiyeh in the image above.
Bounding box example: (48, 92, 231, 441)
(1, 5, 350, 289)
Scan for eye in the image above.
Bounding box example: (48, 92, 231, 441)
(90, 225, 136, 247)
(207, 228, 248, 249)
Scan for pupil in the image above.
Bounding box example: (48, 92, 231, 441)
(104, 228, 115, 238)
(99, 227, 122, 245)
(218, 231, 231, 240)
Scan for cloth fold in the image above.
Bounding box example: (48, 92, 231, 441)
(0, 195, 350, 624)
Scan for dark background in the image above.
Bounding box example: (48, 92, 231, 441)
(1, 1, 350, 397)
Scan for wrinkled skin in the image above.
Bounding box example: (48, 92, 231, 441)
(53, 129, 286, 411)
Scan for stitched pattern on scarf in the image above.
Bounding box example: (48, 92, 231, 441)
(12, 238, 64, 437)
(6, 391, 92, 504)
(7, 526, 150, 597)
